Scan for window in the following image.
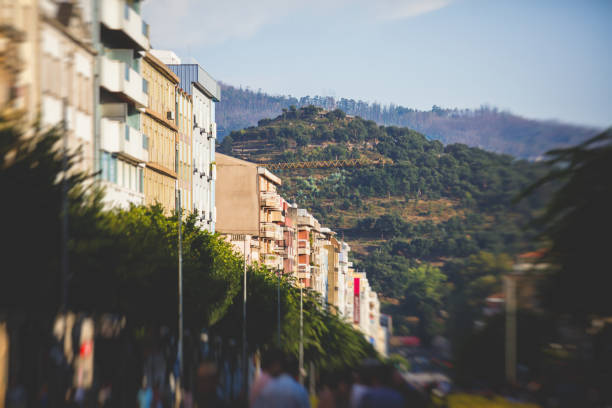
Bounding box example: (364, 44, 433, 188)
(125, 125, 130, 141)
(139, 168, 144, 193)
(142, 134, 149, 150)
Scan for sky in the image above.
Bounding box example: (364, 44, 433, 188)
(142, 0, 612, 127)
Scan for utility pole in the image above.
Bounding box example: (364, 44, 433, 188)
(242, 237, 248, 394)
(60, 97, 69, 313)
(504, 274, 516, 384)
(277, 268, 281, 345)
(299, 284, 304, 385)
(177, 189, 184, 405)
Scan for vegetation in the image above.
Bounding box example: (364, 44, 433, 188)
(216, 83, 598, 159)
(220, 105, 553, 342)
(518, 129, 612, 319)
(0, 112, 375, 382)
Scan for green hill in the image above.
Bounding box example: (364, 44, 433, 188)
(220, 105, 552, 341)
(216, 83, 599, 159)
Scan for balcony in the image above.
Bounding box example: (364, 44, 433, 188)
(298, 215, 315, 228)
(101, 180, 144, 209)
(298, 247, 310, 255)
(100, 118, 147, 163)
(100, 0, 150, 50)
(269, 210, 285, 223)
(261, 223, 283, 240)
(260, 192, 282, 210)
(262, 254, 283, 269)
(100, 55, 148, 107)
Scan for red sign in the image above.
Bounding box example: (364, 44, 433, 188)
(353, 278, 360, 324)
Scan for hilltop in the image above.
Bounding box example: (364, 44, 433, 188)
(216, 83, 599, 159)
(220, 106, 553, 342)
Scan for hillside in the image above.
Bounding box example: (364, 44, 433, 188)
(216, 83, 599, 160)
(220, 106, 554, 341)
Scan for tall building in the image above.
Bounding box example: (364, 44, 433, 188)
(215, 153, 284, 270)
(296, 209, 320, 288)
(152, 52, 219, 232)
(175, 86, 193, 215)
(94, 0, 150, 208)
(0, 0, 95, 173)
(141, 51, 178, 214)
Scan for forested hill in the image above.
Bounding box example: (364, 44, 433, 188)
(216, 82, 599, 160)
(220, 105, 555, 342)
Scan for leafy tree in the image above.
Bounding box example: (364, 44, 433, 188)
(521, 129, 612, 319)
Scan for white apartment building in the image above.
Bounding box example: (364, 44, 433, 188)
(92, 0, 151, 208)
(152, 51, 220, 233)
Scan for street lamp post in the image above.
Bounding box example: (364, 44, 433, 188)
(242, 237, 248, 394)
(277, 267, 281, 345)
(177, 189, 184, 404)
(299, 284, 304, 385)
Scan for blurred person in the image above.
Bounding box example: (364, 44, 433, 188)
(194, 360, 226, 408)
(318, 371, 352, 408)
(253, 354, 310, 408)
(6, 377, 26, 408)
(250, 348, 284, 407)
(357, 364, 405, 408)
(390, 369, 427, 408)
(138, 377, 153, 408)
(350, 359, 378, 408)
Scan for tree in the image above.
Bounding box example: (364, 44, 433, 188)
(521, 129, 612, 319)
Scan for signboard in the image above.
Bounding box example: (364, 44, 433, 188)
(353, 277, 360, 324)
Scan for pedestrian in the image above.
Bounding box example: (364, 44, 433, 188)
(250, 348, 284, 407)
(318, 371, 352, 408)
(253, 354, 310, 408)
(357, 363, 405, 408)
(350, 359, 378, 408)
(194, 360, 226, 408)
(137, 377, 153, 408)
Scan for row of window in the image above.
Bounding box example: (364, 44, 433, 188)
(100, 151, 144, 194)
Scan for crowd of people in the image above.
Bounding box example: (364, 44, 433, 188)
(248, 350, 426, 408)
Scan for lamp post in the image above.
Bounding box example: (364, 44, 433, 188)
(299, 284, 304, 385)
(277, 267, 281, 345)
(177, 189, 184, 404)
(242, 237, 248, 394)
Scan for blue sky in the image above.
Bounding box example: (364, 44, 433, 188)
(143, 0, 611, 127)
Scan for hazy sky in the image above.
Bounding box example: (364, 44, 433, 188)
(142, 0, 611, 127)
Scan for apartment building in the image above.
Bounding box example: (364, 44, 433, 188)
(0, 0, 95, 174)
(325, 235, 341, 312)
(280, 204, 298, 277)
(337, 243, 348, 313)
(152, 52, 220, 232)
(0, 18, 23, 108)
(215, 153, 284, 270)
(94, 0, 150, 208)
(141, 51, 178, 214)
(176, 87, 193, 214)
(296, 209, 320, 288)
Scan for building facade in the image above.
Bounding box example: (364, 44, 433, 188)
(0, 0, 95, 174)
(176, 87, 192, 214)
(141, 51, 178, 214)
(95, 0, 150, 208)
(153, 55, 219, 232)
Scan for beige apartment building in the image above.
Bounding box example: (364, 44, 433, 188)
(216, 153, 284, 270)
(0, 0, 95, 174)
(141, 51, 178, 214)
